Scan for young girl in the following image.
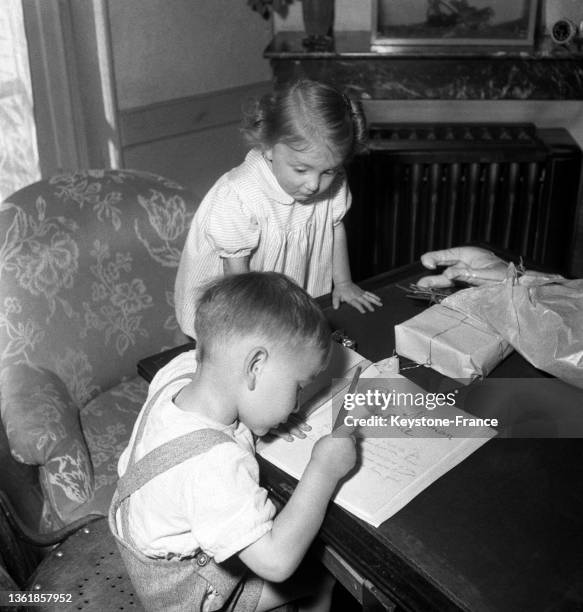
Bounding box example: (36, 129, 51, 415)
(175, 78, 382, 338)
(109, 272, 356, 611)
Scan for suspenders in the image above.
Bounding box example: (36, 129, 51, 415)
(111, 373, 234, 545)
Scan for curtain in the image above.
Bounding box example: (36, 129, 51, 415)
(0, 0, 40, 202)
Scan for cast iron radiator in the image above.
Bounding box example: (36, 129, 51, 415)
(345, 123, 582, 281)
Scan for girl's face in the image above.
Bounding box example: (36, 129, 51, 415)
(239, 343, 328, 437)
(265, 141, 344, 203)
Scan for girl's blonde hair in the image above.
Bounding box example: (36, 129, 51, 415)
(242, 79, 367, 162)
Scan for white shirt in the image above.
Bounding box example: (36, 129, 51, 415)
(174, 148, 351, 337)
(116, 350, 276, 562)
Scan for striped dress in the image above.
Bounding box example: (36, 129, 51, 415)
(174, 148, 351, 338)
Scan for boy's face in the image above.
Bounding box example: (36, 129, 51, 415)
(265, 141, 343, 204)
(239, 343, 328, 437)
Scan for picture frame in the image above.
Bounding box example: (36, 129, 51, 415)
(371, 0, 539, 50)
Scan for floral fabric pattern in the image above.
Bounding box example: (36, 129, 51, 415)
(79, 377, 148, 519)
(81, 240, 153, 356)
(0, 170, 194, 396)
(44, 439, 94, 504)
(0, 196, 78, 321)
(136, 189, 188, 266)
(0, 170, 197, 530)
(0, 363, 94, 528)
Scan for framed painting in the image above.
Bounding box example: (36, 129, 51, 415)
(371, 0, 539, 49)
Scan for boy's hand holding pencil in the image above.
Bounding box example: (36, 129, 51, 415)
(310, 365, 361, 479)
(310, 431, 356, 481)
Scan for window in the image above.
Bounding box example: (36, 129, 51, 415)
(0, 0, 40, 201)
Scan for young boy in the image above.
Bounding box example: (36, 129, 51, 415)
(109, 272, 357, 611)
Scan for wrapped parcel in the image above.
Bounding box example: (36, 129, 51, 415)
(441, 269, 583, 389)
(395, 304, 513, 383)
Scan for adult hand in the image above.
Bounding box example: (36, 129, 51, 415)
(332, 281, 383, 313)
(417, 247, 507, 288)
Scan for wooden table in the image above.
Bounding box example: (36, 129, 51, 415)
(264, 263, 583, 611)
(138, 262, 583, 611)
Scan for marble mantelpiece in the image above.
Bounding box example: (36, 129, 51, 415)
(265, 31, 583, 100)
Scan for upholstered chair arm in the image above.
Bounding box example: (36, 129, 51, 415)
(0, 364, 95, 529)
(0, 489, 102, 547)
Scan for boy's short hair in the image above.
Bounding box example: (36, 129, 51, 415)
(194, 272, 331, 359)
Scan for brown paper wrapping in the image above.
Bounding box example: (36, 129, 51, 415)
(394, 304, 513, 383)
(441, 271, 583, 389)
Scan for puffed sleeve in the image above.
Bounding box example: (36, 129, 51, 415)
(331, 174, 352, 226)
(205, 179, 260, 258)
(184, 444, 276, 563)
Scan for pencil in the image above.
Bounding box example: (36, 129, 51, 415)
(332, 365, 363, 433)
(301, 363, 364, 421)
(345, 365, 362, 400)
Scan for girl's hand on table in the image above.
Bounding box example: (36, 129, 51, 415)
(332, 281, 382, 313)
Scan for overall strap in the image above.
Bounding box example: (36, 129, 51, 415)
(115, 428, 234, 503)
(113, 372, 235, 546)
(125, 373, 193, 469)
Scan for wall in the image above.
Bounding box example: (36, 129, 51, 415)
(108, 0, 273, 110)
(274, 0, 370, 31)
(96, 0, 274, 197)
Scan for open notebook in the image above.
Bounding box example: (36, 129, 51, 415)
(257, 346, 496, 527)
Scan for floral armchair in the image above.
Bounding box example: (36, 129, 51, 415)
(0, 170, 195, 535)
